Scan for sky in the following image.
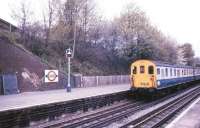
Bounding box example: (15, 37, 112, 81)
(1, 0, 200, 57)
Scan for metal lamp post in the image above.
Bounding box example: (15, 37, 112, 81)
(65, 48, 72, 92)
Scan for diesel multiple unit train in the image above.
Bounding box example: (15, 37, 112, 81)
(130, 60, 200, 92)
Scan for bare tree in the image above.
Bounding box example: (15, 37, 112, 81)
(11, 1, 33, 44)
(177, 46, 187, 65)
(113, 3, 179, 63)
(43, 0, 58, 47)
(63, 0, 80, 37)
(194, 57, 200, 67)
(179, 43, 195, 66)
(80, 0, 95, 43)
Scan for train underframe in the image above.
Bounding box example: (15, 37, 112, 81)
(130, 79, 200, 99)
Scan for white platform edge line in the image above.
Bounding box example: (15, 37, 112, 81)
(166, 96, 200, 128)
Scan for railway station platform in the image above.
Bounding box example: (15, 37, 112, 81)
(166, 96, 200, 128)
(0, 83, 130, 127)
(0, 84, 129, 112)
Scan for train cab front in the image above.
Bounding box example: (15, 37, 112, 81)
(130, 60, 157, 93)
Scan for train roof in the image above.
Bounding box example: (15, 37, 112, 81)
(132, 59, 196, 68)
(153, 61, 193, 68)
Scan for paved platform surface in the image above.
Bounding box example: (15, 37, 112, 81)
(166, 96, 200, 128)
(0, 84, 129, 112)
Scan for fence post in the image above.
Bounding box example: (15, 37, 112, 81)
(119, 75, 122, 84)
(81, 76, 84, 87)
(96, 76, 99, 86)
(80, 75, 83, 87)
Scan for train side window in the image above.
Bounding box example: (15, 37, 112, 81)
(148, 66, 154, 74)
(165, 68, 168, 77)
(174, 69, 176, 76)
(177, 70, 180, 77)
(177, 69, 179, 76)
(161, 69, 164, 77)
(132, 66, 137, 74)
(170, 68, 173, 76)
(177, 70, 179, 76)
(140, 66, 145, 73)
(157, 68, 160, 75)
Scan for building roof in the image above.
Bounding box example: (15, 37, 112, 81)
(0, 18, 18, 30)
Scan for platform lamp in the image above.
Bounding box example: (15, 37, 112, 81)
(65, 48, 72, 92)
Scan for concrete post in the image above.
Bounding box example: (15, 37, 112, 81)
(96, 76, 99, 86)
(120, 75, 123, 84)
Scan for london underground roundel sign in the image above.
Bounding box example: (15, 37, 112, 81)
(45, 70, 58, 83)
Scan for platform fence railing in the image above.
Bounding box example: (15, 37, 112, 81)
(80, 75, 130, 87)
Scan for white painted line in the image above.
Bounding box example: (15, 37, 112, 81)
(166, 96, 200, 128)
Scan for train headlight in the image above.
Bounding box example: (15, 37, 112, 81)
(157, 81, 160, 86)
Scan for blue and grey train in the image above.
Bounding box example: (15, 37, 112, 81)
(130, 60, 200, 92)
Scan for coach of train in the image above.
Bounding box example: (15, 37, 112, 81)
(130, 60, 200, 92)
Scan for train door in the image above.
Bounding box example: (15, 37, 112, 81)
(148, 65, 156, 88)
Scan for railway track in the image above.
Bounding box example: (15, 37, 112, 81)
(36, 85, 199, 128)
(120, 86, 200, 128)
(36, 100, 143, 128)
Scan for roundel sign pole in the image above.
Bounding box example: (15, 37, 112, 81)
(66, 48, 72, 92)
